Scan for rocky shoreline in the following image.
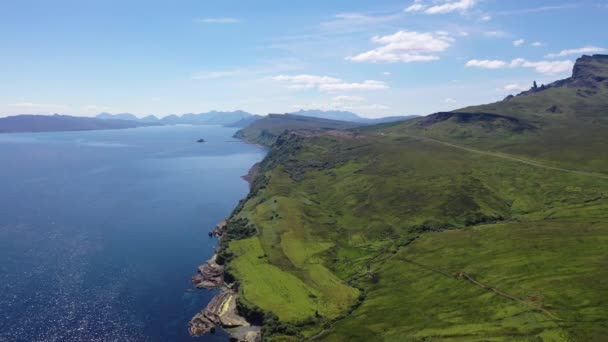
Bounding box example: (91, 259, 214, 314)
(189, 201, 261, 340)
(240, 162, 260, 187)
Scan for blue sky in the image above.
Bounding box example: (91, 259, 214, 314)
(1, 0, 607, 118)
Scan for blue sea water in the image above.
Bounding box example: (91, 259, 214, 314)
(0, 125, 266, 341)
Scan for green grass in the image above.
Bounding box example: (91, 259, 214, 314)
(228, 237, 321, 322)
(374, 69, 608, 174)
(225, 131, 608, 340)
(222, 56, 608, 340)
(325, 220, 608, 341)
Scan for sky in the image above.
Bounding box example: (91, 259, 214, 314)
(0, 0, 607, 118)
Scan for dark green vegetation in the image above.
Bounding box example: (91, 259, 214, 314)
(233, 114, 364, 146)
(0, 114, 159, 133)
(224, 55, 608, 341)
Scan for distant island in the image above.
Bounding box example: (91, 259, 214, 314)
(0, 114, 159, 134)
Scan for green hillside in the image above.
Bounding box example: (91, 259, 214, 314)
(376, 54, 608, 173)
(221, 55, 608, 341)
(233, 114, 363, 146)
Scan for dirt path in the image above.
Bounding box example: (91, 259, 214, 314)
(396, 134, 608, 180)
(400, 258, 561, 321)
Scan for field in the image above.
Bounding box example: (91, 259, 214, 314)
(221, 56, 608, 340)
(222, 131, 608, 340)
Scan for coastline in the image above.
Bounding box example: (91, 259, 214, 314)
(189, 159, 263, 341)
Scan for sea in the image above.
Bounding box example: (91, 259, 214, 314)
(0, 125, 266, 341)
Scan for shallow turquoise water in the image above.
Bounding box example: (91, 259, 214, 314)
(0, 125, 266, 341)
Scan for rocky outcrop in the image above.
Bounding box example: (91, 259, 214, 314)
(189, 291, 260, 341)
(192, 221, 228, 289)
(509, 55, 608, 99)
(192, 254, 224, 289)
(573, 54, 608, 79)
(241, 163, 261, 187)
(213, 220, 227, 239)
(189, 219, 262, 340)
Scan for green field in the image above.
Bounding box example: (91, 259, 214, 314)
(221, 55, 608, 340)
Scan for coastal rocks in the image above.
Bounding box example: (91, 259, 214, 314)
(241, 162, 260, 187)
(189, 291, 260, 341)
(190, 218, 261, 341)
(192, 254, 224, 289)
(212, 220, 227, 239)
(192, 220, 228, 289)
(229, 326, 262, 342)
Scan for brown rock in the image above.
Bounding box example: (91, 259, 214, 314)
(189, 291, 253, 338)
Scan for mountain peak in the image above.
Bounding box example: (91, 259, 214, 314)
(572, 54, 608, 79)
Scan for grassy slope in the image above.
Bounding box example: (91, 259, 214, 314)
(224, 56, 608, 341)
(233, 114, 363, 146)
(375, 56, 608, 173)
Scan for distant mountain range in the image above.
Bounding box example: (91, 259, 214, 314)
(96, 110, 418, 128)
(0, 110, 417, 134)
(96, 111, 254, 126)
(0, 114, 159, 133)
(289, 109, 418, 124)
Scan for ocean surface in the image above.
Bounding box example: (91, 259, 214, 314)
(0, 125, 266, 342)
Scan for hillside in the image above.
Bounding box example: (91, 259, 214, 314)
(377, 54, 608, 173)
(290, 109, 418, 124)
(0, 114, 158, 133)
(216, 55, 608, 341)
(233, 114, 363, 146)
(224, 115, 264, 128)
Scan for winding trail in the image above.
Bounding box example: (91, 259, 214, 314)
(390, 134, 608, 180)
(399, 258, 561, 321)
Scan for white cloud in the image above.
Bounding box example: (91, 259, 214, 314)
(466, 59, 508, 69)
(347, 30, 453, 63)
(405, 0, 476, 14)
(405, 0, 426, 12)
(511, 59, 573, 74)
(503, 83, 529, 92)
(195, 18, 240, 24)
(425, 0, 477, 14)
(272, 75, 388, 92)
(531, 42, 543, 47)
(320, 80, 389, 91)
(466, 58, 574, 74)
(545, 46, 607, 58)
(331, 13, 399, 25)
(513, 39, 525, 47)
(495, 4, 576, 16)
(480, 15, 492, 21)
(444, 98, 457, 104)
